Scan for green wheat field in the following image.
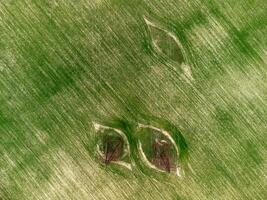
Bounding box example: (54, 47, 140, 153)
(0, 0, 267, 199)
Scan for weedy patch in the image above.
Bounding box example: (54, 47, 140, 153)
(93, 122, 132, 170)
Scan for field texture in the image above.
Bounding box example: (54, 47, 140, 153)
(0, 0, 267, 199)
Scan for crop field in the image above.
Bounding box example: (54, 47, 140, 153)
(0, 0, 267, 199)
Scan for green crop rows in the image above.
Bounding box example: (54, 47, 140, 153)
(0, 0, 267, 199)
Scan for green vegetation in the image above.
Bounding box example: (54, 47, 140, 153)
(0, 0, 266, 199)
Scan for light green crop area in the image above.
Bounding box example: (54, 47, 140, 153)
(0, 0, 267, 199)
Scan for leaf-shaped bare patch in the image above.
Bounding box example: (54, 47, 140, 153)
(145, 18, 185, 64)
(93, 122, 131, 170)
(136, 124, 181, 175)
